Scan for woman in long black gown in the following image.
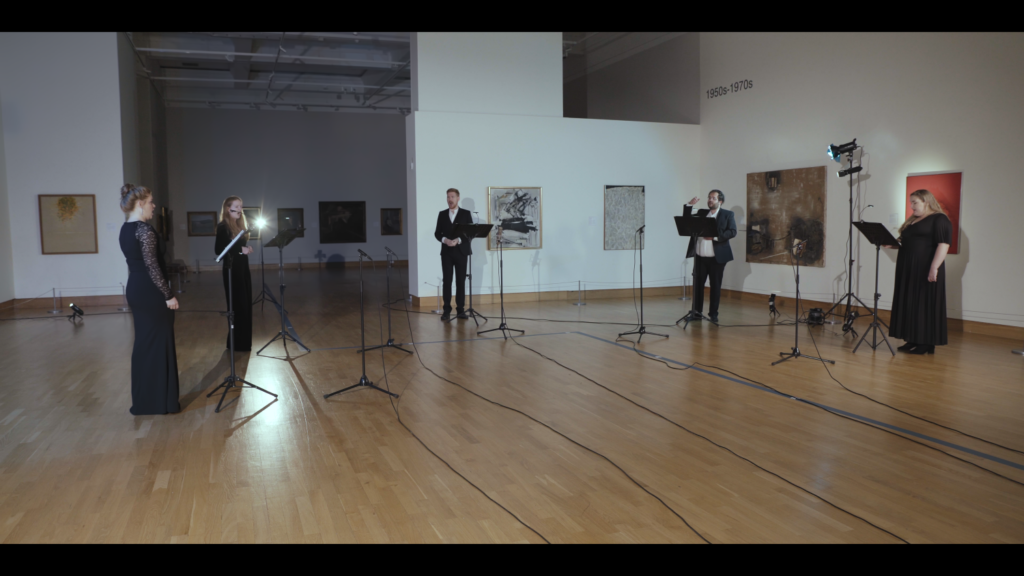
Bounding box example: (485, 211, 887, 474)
(888, 189, 952, 355)
(215, 196, 254, 352)
(119, 184, 181, 415)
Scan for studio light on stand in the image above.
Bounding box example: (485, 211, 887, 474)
(768, 293, 780, 318)
(823, 137, 872, 337)
(68, 303, 84, 323)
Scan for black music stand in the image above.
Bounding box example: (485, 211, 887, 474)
(852, 221, 898, 356)
(478, 227, 524, 340)
(256, 227, 310, 357)
(674, 215, 721, 328)
(324, 250, 399, 400)
(209, 230, 278, 412)
(618, 226, 668, 343)
(444, 223, 493, 326)
(773, 241, 835, 366)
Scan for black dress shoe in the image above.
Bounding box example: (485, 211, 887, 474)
(710, 315, 719, 323)
(441, 313, 451, 322)
(456, 312, 469, 319)
(897, 342, 917, 352)
(908, 344, 935, 355)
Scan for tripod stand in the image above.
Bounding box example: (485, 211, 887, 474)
(257, 228, 309, 357)
(773, 241, 835, 366)
(209, 234, 277, 413)
(825, 146, 871, 337)
(619, 226, 668, 342)
(673, 215, 720, 329)
(359, 247, 412, 355)
(251, 228, 276, 311)
(478, 227, 523, 340)
(444, 223, 492, 326)
(852, 221, 897, 356)
(325, 250, 399, 399)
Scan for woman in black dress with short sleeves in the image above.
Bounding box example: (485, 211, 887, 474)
(215, 196, 254, 351)
(889, 189, 952, 354)
(119, 184, 181, 415)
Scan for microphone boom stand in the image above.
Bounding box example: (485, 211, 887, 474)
(773, 242, 835, 366)
(360, 248, 412, 354)
(619, 227, 668, 342)
(325, 251, 399, 399)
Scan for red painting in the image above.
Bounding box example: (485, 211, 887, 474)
(906, 172, 962, 254)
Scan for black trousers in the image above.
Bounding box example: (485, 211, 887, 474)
(693, 256, 726, 317)
(441, 251, 468, 314)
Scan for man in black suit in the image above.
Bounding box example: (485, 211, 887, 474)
(434, 188, 474, 321)
(683, 189, 738, 323)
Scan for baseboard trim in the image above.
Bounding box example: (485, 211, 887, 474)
(411, 286, 1024, 341)
(190, 260, 409, 273)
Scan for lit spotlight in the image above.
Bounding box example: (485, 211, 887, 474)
(255, 217, 267, 228)
(827, 139, 857, 162)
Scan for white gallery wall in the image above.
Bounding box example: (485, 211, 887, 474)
(0, 33, 131, 299)
(700, 32, 1024, 328)
(166, 108, 407, 265)
(0, 96, 13, 304)
(408, 112, 700, 298)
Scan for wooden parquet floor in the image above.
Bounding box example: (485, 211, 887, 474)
(1, 268, 1023, 543)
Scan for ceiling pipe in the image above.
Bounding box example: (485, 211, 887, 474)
(136, 47, 402, 68)
(360, 60, 410, 106)
(164, 97, 405, 111)
(150, 76, 410, 92)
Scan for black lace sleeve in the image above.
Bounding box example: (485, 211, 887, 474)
(136, 222, 173, 300)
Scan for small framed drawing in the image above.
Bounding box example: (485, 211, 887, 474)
(278, 208, 305, 238)
(188, 211, 217, 236)
(381, 208, 403, 236)
(487, 187, 542, 250)
(38, 194, 98, 255)
(319, 201, 367, 244)
(243, 206, 262, 239)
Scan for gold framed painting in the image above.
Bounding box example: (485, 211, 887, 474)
(381, 208, 402, 236)
(38, 194, 98, 255)
(486, 187, 542, 250)
(187, 211, 218, 236)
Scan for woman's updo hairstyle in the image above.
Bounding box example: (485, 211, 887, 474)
(120, 183, 152, 214)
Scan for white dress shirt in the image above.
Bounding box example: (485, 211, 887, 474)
(696, 208, 719, 258)
(441, 207, 461, 245)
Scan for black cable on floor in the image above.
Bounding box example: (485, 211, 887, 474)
(510, 334, 909, 544)
(693, 350, 1024, 490)
(373, 284, 550, 543)
(393, 283, 708, 543)
(802, 324, 1024, 457)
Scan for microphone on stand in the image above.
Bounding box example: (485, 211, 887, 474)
(358, 249, 373, 261)
(384, 246, 397, 257)
(637, 224, 646, 233)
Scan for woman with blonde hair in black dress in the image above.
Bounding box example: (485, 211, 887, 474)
(888, 189, 952, 355)
(119, 184, 181, 415)
(215, 196, 255, 351)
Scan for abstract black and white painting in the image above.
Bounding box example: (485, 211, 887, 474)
(604, 185, 645, 250)
(487, 187, 542, 250)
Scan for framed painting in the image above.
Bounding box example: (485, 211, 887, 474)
(487, 187, 542, 250)
(243, 206, 263, 239)
(906, 171, 963, 254)
(278, 208, 305, 238)
(604, 185, 645, 250)
(745, 166, 827, 267)
(381, 208, 403, 236)
(187, 211, 217, 236)
(319, 201, 366, 244)
(38, 194, 98, 255)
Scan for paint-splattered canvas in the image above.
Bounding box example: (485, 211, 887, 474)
(487, 187, 542, 250)
(604, 186, 644, 250)
(746, 167, 827, 267)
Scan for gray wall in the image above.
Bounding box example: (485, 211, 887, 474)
(167, 108, 408, 266)
(0, 93, 12, 304)
(565, 33, 700, 125)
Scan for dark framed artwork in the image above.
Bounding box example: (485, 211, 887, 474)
(319, 201, 366, 244)
(745, 166, 827, 267)
(381, 208, 403, 236)
(187, 211, 217, 236)
(38, 194, 98, 255)
(243, 206, 262, 240)
(277, 208, 305, 238)
(487, 187, 542, 250)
